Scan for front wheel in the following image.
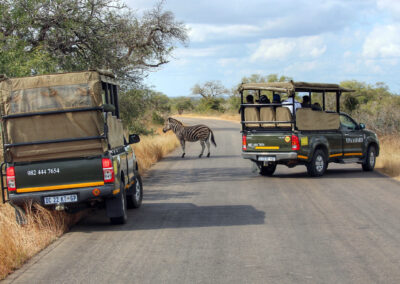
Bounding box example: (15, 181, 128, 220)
(307, 149, 327, 177)
(259, 163, 277, 176)
(362, 146, 376, 171)
(127, 175, 143, 209)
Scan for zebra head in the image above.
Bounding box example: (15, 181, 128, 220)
(162, 118, 172, 133)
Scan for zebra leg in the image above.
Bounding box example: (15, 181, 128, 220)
(199, 140, 205, 158)
(206, 140, 211, 157)
(180, 140, 186, 158)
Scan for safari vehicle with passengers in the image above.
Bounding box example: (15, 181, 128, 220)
(0, 70, 142, 224)
(239, 81, 380, 177)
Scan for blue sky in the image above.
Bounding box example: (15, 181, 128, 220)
(127, 0, 400, 97)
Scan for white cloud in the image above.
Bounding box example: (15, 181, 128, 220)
(362, 24, 400, 58)
(250, 36, 327, 62)
(377, 0, 400, 20)
(284, 61, 319, 73)
(188, 23, 261, 42)
(173, 47, 222, 58)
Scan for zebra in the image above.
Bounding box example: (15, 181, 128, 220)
(162, 117, 217, 158)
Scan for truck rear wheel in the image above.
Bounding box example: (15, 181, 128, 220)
(127, 175, 143, 209)
(259, 163, 277, 176)
(307, 149, 327, 177)
(362, 146, 376, 171)
(107, 180, 128, 225)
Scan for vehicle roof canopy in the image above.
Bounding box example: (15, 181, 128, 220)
(238, 81, 354, 93)
(0, 70, 116, 116)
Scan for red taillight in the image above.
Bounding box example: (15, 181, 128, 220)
(6, 166, 16, 191)
(291, 135, 300, 151)
(102, 158, 115, 183)
(242, 134, 247, 150)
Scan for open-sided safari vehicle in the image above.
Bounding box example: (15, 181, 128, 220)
(0, 70, 142, 224)
(239, 81, 380, 177)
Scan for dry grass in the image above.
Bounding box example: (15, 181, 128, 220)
(376, 135, 400, 181)
(0, 129, 179, 280)
(0, 201, 79, 279)
(133, 129, 179, 175)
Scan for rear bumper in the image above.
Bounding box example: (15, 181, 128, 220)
(8, 184, 115, 206)
(242, 151, 298, 161)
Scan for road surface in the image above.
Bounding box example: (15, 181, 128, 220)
(4, 118, 400, 284)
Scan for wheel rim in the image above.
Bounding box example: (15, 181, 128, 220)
(369, 151, 375, 167)
(315, 155, 324, 172)
(135, 179, 141, 201)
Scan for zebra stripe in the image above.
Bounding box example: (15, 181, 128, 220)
(163, 117, 217, 158)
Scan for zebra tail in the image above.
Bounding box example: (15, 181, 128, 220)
(210, 129, 217, 147)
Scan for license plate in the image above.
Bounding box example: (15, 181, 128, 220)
(44, 194, 78, 205)
(258, 156, 276, 162)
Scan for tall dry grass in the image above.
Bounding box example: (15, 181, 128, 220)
(0, 201, 77, 279)
(375, 135, 400, 180)
(0, 129, 179, 280)
(133, 129, 179, 175)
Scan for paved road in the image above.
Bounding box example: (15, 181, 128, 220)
(5, 118, 400, 284)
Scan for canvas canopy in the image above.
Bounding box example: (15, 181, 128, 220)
(0, 71, 124, 162)
(238, 81, 353, 93)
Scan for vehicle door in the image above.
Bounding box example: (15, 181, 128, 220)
(340, 114, 364, 158)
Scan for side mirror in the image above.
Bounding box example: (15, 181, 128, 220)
(359, 123, 365, 130)
(128, 134, 140, 144)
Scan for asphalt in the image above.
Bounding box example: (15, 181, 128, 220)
(4, 118, 400, 284)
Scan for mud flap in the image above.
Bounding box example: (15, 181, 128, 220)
(105, 194, 124, 218)
(10, 203, 27, 225)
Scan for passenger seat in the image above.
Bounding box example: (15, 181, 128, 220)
(259, 107, 276, 127)
(244, 107, 260, 127)
(276, 107, 292, 127)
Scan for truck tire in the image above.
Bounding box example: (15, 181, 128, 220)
(259, 163, 277, 176)
(307, 149, 327, 177)
(362, 145, 376, 171)
(107, 180, 128, 225)
(127, 175, 143, 209)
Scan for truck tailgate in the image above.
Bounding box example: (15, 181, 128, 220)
(14, 158, 104, 193)
(245, 131, 293, 152)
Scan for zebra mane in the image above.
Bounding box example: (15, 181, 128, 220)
(168, 117, 183, 126)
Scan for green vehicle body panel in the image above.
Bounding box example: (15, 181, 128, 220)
(243, 124, 379, 163)
(14, 157, 104, 189)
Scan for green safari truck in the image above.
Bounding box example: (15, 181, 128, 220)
(239, 81, 380, 177)
(0, 70, 142, 224)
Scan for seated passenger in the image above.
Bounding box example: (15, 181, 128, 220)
(312, 102, 322, 111)
(259, 95, 275, 127)
(301, 95, 311, 108)
(258, 95, 270, 104)
(282, 96, 301, 114)
(238, 94, 254, 113)
(272, 94, 281, 104)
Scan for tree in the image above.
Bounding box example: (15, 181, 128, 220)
(191, 80, 229, 99)
(191, 81, 228, 112)
(0, 0, 188, 85)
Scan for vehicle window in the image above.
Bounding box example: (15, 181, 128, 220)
(340, 114, 357, 131)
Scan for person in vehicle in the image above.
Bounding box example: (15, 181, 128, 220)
(301, 95, 311, 107)
(239, 94, 255, 113)
(257, 95, 270, 104)
(282, 96, 302, 114)
(246, 94, 254, 104)
(272, 94, 281, 104)
(312, 102, 322, 111)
